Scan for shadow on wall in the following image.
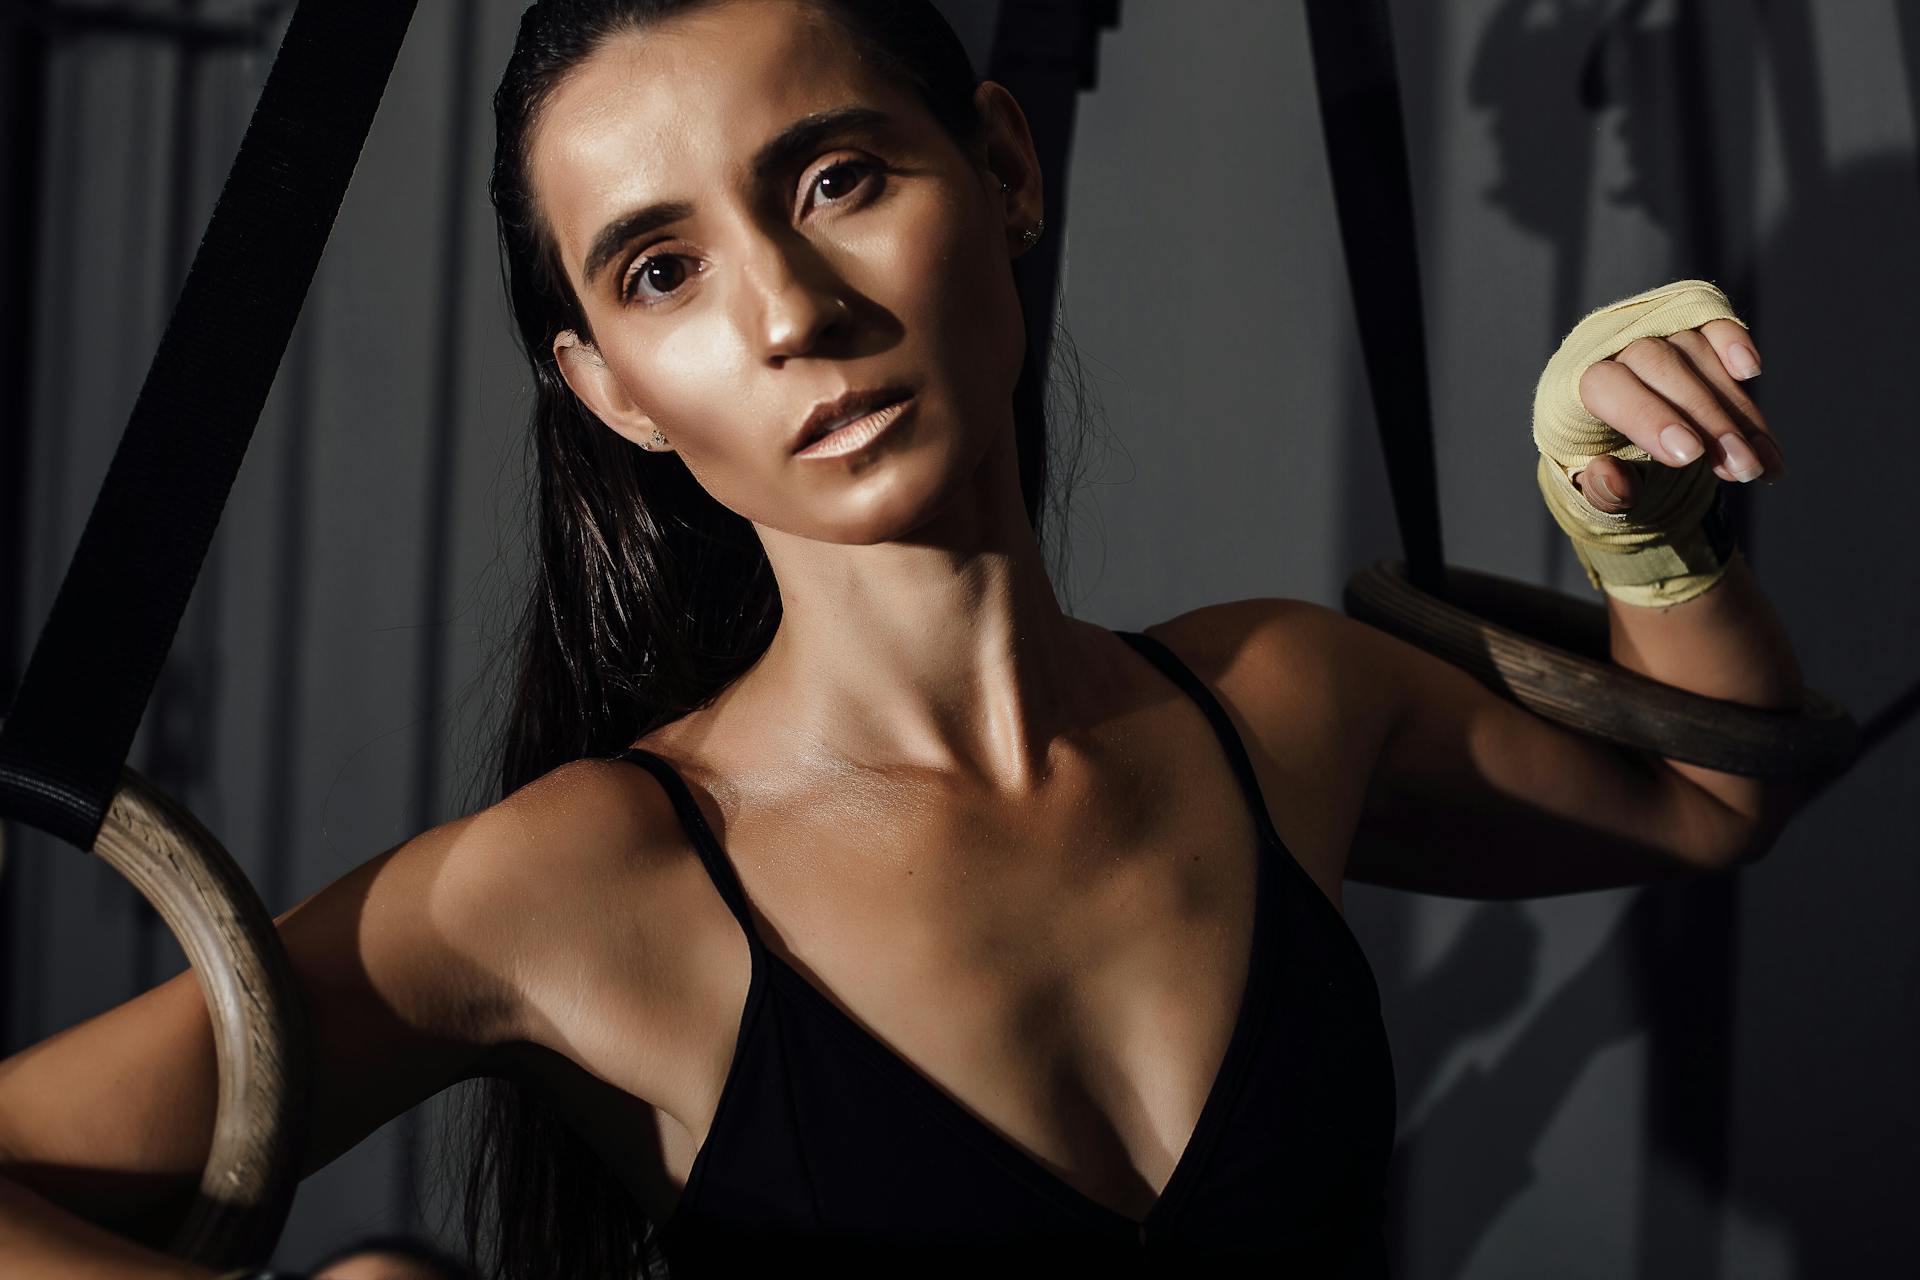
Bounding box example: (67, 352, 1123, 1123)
(1343, 0, 1920, 1276)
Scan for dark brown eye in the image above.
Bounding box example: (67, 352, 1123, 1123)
(804, 159, 879, 213)
(622, 252, 692, 306)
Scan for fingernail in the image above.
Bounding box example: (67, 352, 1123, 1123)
(1660, 424, 1700, 463)
(1727, 343, 1762, 379)
(1720, 433, 1764, 483)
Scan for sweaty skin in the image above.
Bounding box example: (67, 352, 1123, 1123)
(0, 1, 1806, 1273)
(534, 0, 1080, 794)
(526, 1, 1299, 1220)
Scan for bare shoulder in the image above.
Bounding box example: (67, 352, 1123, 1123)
(484, 750, 693, 897)
(1138, 598, 1400, 896)
(332, 754, 681, 1036)
(477, 749, 748, 1124)
(1143, 596, 1354, 680)
(285, 750, 715, 1098)
(1140, 596, 1396, 739)
(479, 748, 732, 1024)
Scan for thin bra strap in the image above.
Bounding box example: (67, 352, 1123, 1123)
(613, 746, 763, 943)
(1112, 629, 1283, 847)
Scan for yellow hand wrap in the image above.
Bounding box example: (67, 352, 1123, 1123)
(1532, 278, 1743, 609)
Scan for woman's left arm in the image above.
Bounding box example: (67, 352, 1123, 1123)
(1327, 317, 1813, 897)
(1321, 555, 1807, 899)
(1562, 316, 1805, 832)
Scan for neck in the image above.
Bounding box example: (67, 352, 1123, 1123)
(736, 426, 1106, 790)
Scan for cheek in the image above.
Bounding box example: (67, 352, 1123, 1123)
(600, 320, 813, 523)
(583, 189, 1023, 530)
(603, 318, 752, 452)
(906, 194, 1024, 402)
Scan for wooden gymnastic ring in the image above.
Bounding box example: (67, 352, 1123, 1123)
(1342, 559, 1859, 780)
(86, 762, 309, 1268)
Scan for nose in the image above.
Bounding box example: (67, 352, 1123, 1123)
(743, 230, 853, 364)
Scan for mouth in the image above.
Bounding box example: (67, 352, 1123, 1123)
(793, 385, 914, 455)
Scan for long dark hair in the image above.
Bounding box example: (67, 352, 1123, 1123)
(456, 2, 1092, 1276)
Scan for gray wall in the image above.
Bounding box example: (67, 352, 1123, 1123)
(4, 1, 1915, 1275)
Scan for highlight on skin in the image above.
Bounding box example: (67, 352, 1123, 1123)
(465, 4, 1091, 1276)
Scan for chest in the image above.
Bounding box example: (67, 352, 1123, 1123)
(536, 684, 1376, 1228)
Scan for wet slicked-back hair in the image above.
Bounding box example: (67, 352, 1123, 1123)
(462, 1, 1088, 1275)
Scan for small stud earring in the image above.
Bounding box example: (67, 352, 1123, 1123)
(646, 427, 667, 450)
(999, 177, 1042, 248)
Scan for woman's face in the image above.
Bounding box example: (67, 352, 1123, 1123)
(529, 0, 1043, 545)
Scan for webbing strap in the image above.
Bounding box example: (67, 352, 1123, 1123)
(0, 1, 419, 850)
(1303, 0, 1445, 595)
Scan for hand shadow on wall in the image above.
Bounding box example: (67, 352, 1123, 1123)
(1386, 890, 1660, 1278)
(1343, 0, 1920, 1275)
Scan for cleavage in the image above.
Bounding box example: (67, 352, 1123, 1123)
(717, 773, 1264, 1221)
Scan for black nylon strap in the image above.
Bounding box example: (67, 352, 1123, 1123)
(0, 1, 418, 851)
(1303, 0, 1445, 595)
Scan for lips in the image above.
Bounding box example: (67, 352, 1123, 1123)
(793, 385, 912, 453)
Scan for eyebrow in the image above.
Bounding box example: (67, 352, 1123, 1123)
(580, 104, 894, 288)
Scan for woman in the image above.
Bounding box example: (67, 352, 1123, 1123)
(0, 0, 1804, 1276)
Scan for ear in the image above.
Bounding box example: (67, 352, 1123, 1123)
(971, 81, 1044, 255)
(552, 330, 673, 452)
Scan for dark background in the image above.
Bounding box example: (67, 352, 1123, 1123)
(2, 1, 1914, 1274)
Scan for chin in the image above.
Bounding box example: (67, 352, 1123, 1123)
(798, 420, 995, 546)
(819, 458, 959, 545)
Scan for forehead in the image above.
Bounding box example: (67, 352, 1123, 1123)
(530, 1, 905, 258)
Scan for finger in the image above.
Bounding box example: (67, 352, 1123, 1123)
(1577, 357, 1711, 468)
(1612, 335, 1767, 483)
(1574, 454, 1640, 513)
(1699, 316, 1761, 381)
(1666, 327, 1788, 480)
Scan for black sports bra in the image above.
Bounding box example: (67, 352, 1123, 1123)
(612, 628, 1395, 1275)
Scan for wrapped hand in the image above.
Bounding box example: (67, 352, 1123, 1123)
(1531, 279, 1787, 607)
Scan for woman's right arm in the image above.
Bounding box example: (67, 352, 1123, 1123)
(0, 758, 628, 1278)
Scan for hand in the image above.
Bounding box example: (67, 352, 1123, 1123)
(1570, 320, 1788, 514)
